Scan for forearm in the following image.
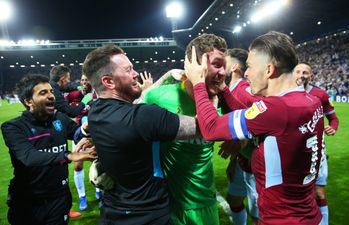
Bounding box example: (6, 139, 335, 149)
(193, 83, 238, 141)
(175, 115, 199, 140)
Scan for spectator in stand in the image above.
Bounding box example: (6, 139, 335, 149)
(294, 62, 339, 225)
(49, 65, 90, 117)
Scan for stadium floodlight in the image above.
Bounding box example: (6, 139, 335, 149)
(0, 1, 12, 22)
(166, 2, 184, 18)
(250, 0, 290, 23)
(232, 25, 242, 34)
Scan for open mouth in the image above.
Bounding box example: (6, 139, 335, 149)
(46, 102, 55, 111)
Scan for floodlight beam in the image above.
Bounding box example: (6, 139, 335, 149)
(0, 1, 12, 22)
(166, 2, 184, 18)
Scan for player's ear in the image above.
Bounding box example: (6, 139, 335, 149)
(266, 64, 277, 78)
(101, 75, 115, 90)
(232, 63, 239, 73)
(24, 98, 33, 110)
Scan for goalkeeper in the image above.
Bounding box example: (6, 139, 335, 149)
(144, 34, 227, 225)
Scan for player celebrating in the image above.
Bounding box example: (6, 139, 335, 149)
(185, 31, 324, 225)
(294, 63, 339, 225)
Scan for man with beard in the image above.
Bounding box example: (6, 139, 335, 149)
(220, 48, 260, 225)
(294, 63, 339, 225)
(83, 44, 199, 225)
(49, 65, 90, 117)
(185, 31, 324, 225)
(1, 74, 96, 225)
(144, 34, 226, 225)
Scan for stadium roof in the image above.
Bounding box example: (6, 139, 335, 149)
(173, 0, 349, 48)
(1, 0, 348, 68)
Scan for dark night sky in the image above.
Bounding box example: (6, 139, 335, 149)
(5, 0, 214, 41)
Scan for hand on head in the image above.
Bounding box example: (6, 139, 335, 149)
(185, 46, 208, 86)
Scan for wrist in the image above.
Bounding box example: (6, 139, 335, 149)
(64, 152, 72, 163)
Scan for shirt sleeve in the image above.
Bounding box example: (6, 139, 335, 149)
(134, 103, 180, 141)
(54, 86, 85, 117)
(321, 92, 339, 130)
(193, 83, 287, 141)
(1, 121, 67, 166)
(194, 83, 248, 141)
(223, 80, 262, 110)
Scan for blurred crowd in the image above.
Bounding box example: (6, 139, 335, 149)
(1, 30, 349, 99)
(297, 30, 349, 97)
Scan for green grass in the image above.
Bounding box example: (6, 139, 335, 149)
(0, 101, 348, 225)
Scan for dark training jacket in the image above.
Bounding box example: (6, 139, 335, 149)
(1, 110, 79, 200)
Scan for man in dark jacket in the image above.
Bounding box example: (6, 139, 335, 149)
(1, 74, 96, 225)
(49, 65, 91, 117)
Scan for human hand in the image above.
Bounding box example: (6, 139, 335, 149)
(184, 46, 207, 86)
(74, 137, 93, 152)
(138, 71, 153, 91)
(169, 69, 186, 81)
(218, 140, 242, 159)
(68, 147, 96, 162)
(324, 125, 336, 136)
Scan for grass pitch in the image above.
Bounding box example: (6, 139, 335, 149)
(0, 100, 348, 225)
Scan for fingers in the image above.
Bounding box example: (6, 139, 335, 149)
(140, 71, 152, 81)
(184, 55, 190, 75)
(191, 46, 197, 65)
(140, 72, 146, 82)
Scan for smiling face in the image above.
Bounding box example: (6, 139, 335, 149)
(80, 74, 92, 92)
(205, 48, 226, 97)
(25, 82, 55, 120)
(110, 54, 141, 102)
(244, 49, 270, 96)
(293, 63, 313, 87)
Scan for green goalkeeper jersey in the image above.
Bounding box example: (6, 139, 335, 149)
(144, 83, 217, 210)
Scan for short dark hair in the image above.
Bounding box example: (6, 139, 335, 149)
(298, 62, 312, 68)
(226, 48, 248, 72)
(15, 74, 49, 109)
(185, 33, 227, 64)
(50, 65, 71, 82)
(249, 31, 298, 75)
(83, 44, 124, 94)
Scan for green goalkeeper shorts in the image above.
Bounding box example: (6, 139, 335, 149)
(170, 203, 219, 225)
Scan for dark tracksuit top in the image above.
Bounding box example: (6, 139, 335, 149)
(1, 110, 79, 200)
(50, 81, 85, 118)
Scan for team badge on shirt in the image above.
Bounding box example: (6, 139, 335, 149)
(245, 100, 267, 120)
(329, 98, 334, 107)
(52, 120, 63, 132)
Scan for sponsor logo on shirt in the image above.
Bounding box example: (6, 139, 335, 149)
(298, 106, 324, 134)
(38, 143, 67, 153)
(52, 120, 63, 132)
(245, 100, 267, 120)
